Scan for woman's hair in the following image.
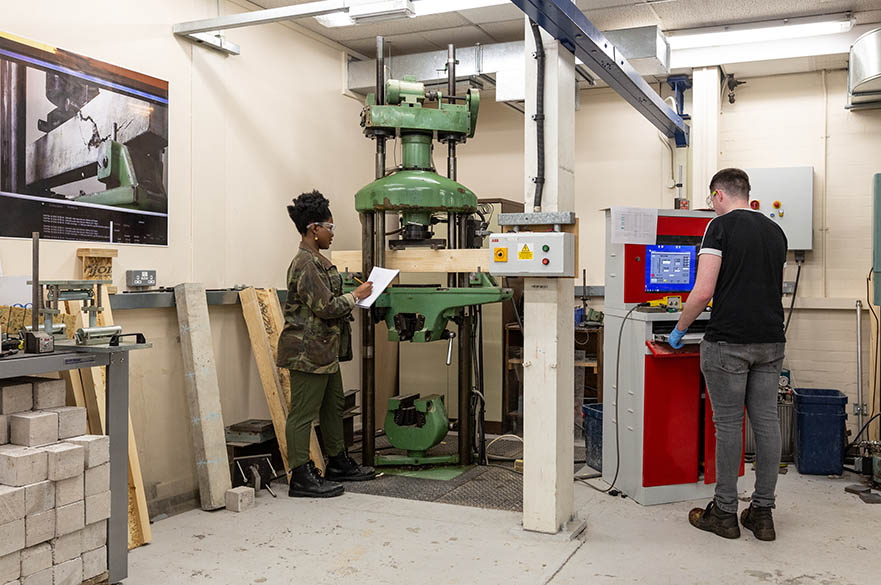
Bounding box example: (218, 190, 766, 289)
(287, 190, 331, 234)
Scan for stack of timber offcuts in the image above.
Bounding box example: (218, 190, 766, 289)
(0, 377, 111, 585)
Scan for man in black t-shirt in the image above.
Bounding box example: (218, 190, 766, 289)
(669, 168, 787, 541)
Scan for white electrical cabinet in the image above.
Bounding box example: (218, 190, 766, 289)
(745, 166, 814, 250)
(488, 232, 575, 277)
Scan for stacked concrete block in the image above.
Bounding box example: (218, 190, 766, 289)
(0, 384, 110, 585)
(43, 408, 86, 441)
(81, 545, 106, 581)
(65, 436, 108, 469)
(54, 476, 83, 508)
(0, 381, 32, 415)
(0, 550, 20, 583)
(84, 465, 108, 498)
(42, 444, 83, 482)
(27, 379, 65, 411)
(20, 544, 50, 579)
(9, 413, 58, 448)
(0, 448, 48, 487)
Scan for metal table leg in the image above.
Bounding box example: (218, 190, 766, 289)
(106, 351, 130, 583)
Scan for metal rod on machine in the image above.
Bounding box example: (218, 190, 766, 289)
(446, 45, 458, 287)
(0, 61, 26, 192)
(31, 232, 40, 331)
(361, 35, 387, 467)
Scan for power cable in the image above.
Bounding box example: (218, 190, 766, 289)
(784, 256, 803, 337)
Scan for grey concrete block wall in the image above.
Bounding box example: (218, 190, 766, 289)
(51, 531, 82, 566)
(0, 550, 20, 583)
(21, 565, 51, 585)
(81, 546, 106, 580)
(28, 380, 64, 411)
(84, 492, 110, 525)
(19, 544, 50, 578)
(54, 502, 84, 538)
(81, 521, 106, 551)
(0, 519, 25, 557)
(44, 409, 86, 441)
(84, 464, 108, 498)
(24, 509, 54, 548)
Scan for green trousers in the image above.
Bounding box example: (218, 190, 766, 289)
(286, 369, 345, 469)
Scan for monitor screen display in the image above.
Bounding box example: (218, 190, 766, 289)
(645, 245, 697, 293)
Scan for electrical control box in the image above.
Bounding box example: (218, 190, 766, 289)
(126, 270, 157, 288)
(488, 232, 575, 277)
(745, 166, 814, 250)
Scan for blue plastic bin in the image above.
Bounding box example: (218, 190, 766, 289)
(792, 388, 847, 475)
(583, 403, 603, 472)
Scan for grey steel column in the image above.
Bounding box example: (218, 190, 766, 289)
(446, 45, 458, 288)
(106, 351, 130, 583)
(32, 233, 40, 331)
(0, 61, 26, 192)
(856, 300, 864, 431)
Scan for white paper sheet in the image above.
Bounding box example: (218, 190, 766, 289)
(610, 206, 658, 245)
(356, 266, 400, 308)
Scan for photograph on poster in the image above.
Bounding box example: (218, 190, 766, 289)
(0, 32, 168, 245)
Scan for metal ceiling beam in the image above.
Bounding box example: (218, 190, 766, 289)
(173, 0, 348, 55)
(510, 0, 689, 146)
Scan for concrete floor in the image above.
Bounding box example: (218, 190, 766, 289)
(128, 469, 880, 585)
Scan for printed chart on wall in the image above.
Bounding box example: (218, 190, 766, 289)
(0, 32, 168, 245)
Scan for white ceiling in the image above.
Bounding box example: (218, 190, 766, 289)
(250, 0, 881, 57)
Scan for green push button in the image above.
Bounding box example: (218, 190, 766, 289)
(542, 244, 550, 252)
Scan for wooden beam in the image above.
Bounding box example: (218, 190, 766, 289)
(76, 248, 119, 258)
(174, 283, 232, 511)
(330, 248, 491, 274)
(240, 288, 292, 477)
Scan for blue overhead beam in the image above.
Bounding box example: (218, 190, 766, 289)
(510, 0, 690, 147)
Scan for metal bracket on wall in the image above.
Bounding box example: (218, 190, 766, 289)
(509, 0, 690, 146)
(172, 0, 348, 56)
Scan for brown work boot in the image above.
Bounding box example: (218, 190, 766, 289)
(741, 504, 776, 541)
(688, 500, 740, 539)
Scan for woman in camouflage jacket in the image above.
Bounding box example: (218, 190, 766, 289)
(278, 190, 375, 498)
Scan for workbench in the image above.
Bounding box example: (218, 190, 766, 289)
(0, 342, 148, 584)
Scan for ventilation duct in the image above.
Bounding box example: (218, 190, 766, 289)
(848, 27, 881, 110)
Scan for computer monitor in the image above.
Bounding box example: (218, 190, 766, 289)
(645, 244, 697, 293)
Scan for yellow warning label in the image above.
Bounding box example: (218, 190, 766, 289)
(518, 244, 533, 260)
(493, 247, 508, 262)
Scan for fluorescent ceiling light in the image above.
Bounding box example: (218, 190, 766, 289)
(315, 0, 508, 28)
(667, 13, 854, 50)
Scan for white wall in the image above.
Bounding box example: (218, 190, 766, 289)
(0, 0, 375, 513)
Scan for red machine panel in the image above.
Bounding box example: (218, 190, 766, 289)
(623, 215, 712, 304)
(642, 354, 702, 487)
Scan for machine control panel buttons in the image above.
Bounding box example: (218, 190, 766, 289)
(489, 232, 575, 277)
(750, 200, 760, 210)
(773, 200, 782, 209)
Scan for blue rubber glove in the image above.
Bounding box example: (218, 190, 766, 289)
(669, 325, 687, 349)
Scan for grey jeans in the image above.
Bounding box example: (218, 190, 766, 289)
(700, 339, 786, 513)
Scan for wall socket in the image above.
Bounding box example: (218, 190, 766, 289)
(126, 270, 157, 288)
(782, 281, 796, 295)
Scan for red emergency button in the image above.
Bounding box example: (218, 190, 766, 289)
(773, 200, 782, 209)
(750, 200, 760, 210)
(542, 258, 550, 266)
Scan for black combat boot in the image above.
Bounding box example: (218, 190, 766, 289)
(688, 500, 741, 539)
(288, 461, 344, 498)
(324, 450, 376, 482)
(741, 504, 776, 541)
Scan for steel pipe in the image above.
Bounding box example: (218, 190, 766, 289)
(856, 299, 864, 431)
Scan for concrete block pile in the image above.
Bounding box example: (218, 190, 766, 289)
(0, 378, 110, 585)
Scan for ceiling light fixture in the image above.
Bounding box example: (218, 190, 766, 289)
(315, 0, 509, 28)
(666, 13, 854, 50)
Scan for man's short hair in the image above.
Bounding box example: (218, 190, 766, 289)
(709, 168, 751, 200)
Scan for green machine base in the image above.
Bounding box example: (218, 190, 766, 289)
(374, 453, 460, 467)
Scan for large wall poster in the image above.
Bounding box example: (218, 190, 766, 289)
(0, 32, 168, 245)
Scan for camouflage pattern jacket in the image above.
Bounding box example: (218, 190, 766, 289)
(277, 246, 356, 374)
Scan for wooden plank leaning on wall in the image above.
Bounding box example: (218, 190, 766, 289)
(59, 289, 151, 549)
(239, 287, 325, 478)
